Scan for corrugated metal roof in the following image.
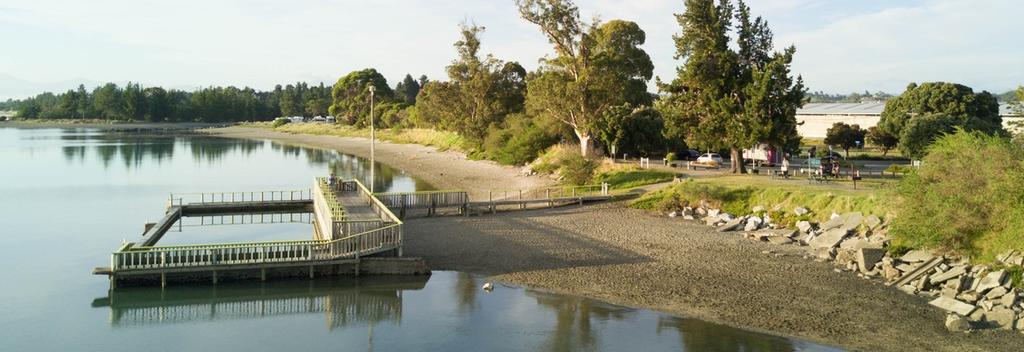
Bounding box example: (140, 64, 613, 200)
(798, 102, 1021, 117)
(797, 102, 886, 115)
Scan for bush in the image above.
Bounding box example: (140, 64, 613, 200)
(271, 118, 290, 128)
(480, 114, 559, 165)
(531, 144, 598, 185)
(665, 152, 678, 162)
(889, 129, 1024, 260)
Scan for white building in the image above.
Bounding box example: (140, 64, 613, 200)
(796, 102, 1022, 138)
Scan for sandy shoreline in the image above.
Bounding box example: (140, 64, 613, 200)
(206, 126, 1016, 351)
(206, 126, 553, 199)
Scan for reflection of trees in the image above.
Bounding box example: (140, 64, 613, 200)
(528, 291, 631, 351)
(189, 137, 262, 163)
(453, 272, 479, 314)
(91, 276, 428, 329)
(62, 146, 87, 163)
(656, 316, 795, 352)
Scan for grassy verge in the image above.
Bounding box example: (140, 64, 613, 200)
(241, 122, 467, 152)
(631, 176, 891, 225)
(594, 164, 675, 190)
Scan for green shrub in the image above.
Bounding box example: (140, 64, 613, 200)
(665, 152, 678, 162)
(885, 164, 913, 175)
(531, 144, 597, 186)
(889, 129, 1024, 260)
(481, 114, 558, 165)
(271, 118, 290, 128)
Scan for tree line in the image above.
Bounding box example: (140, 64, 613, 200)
(8, 0, 1017, 171)
(11, 81, 342, 122)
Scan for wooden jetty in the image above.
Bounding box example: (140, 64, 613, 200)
(95, 178, 613, 288)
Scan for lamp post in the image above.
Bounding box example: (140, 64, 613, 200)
(368, 84, 376, 193)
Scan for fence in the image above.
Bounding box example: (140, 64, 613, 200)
(112, 179, 404, 271)
(374, 190, 470, 217)
(169, 190, 312, 207)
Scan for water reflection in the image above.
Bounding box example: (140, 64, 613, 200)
(40, 130, 431, 192)
(88, 272, 839, 351)
(91, 276, 428, 328)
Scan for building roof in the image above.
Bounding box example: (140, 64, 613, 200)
(797, 102, 886, 115)
(798, 102, 1021, 117)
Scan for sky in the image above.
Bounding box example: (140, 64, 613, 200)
(0, 0, 1021, 100)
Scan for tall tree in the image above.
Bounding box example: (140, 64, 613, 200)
(328, 68, 394, 126)
(416, 23, 526, 145)
(824, 122, 866, 158)
(516, 0, 653, 157)
(866, 126, 898, 156)
(658, 0, 804, 173)
(878, 82, 1003, 157)
(395, 74, 421, 104)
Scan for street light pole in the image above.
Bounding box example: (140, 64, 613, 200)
(368, 85, 376, 193)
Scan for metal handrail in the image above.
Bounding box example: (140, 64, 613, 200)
(168, 190, 312, 206)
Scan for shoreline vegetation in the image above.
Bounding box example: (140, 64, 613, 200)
(206, 125, 1018, 352)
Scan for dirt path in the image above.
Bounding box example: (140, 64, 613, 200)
(205, 126, 554, 199)
(404, 202, 1019, 352)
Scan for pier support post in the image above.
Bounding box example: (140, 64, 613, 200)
(309, 265, 315, 279)
(161, 273, 167, 288)
(212, 270, 218, 285)
(261, 268, 267, 281)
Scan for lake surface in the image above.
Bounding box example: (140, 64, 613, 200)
(0, 127, 841, 351)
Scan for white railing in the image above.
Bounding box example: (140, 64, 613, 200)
(169, 190, 312, 207)
(113, 179, 404, 272)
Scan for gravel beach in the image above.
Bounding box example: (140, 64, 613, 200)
(209, 126, 1020, 351)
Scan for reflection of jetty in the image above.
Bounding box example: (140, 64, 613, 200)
(90, 276, 428, 328)
(94, 178, 428, 287)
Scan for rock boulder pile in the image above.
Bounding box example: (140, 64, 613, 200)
(666, 203, 1024, 333)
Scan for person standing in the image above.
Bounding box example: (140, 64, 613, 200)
(781, 156, 790, 178)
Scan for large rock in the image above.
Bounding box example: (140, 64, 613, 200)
(930, 266, 967, 284)
(717, 217, 745, 232)
(767, 236, 794, 245)
(857, 248, 887, 273)
(976, 270, 1007, 294)
(1000, 289, 1017, 307)
(794, 207, 810, 216)
(707, 208, 721, 218)
(820, 215, 845, 231)
(841, 212, 864, 232)
(864, 215, 882, 230)
(929, 296, 976, 316)
(985, 286, 1008, 300)
(900, 250, 934, 263)
(796, 221, 814, 234)
(808, 228, 849, 249)
(945, 314, 972, 332)
(983, 308, 1016, 330)
(744, 217, 762, 232)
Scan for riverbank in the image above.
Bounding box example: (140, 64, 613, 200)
(405, 202, 1018, 352)
(0, 120, 231, 130)
(205, 126, 553, 198)
(203, 126, 1017, 351)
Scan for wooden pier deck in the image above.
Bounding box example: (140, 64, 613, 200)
(95, 178, 614, 288)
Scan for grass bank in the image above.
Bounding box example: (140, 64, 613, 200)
(241, 122, 467, 152)
(631, 176, 891, 225)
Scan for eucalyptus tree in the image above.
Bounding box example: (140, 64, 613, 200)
(416, 23, 526, 145)
(516, 0, 654, 158)
(659, 0, 804, 173)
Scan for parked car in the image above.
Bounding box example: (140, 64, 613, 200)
(684, 150, 701, 160)
(696, 153, 723, 164)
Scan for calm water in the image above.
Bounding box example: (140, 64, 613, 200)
(0, 127, 841, 351)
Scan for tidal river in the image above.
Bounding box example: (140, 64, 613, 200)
(0, 127, 841, 351)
